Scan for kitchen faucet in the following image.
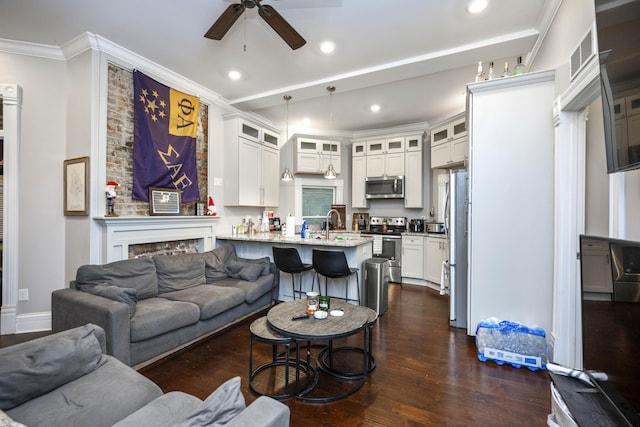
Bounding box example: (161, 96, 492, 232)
(325, 209, 342, 240)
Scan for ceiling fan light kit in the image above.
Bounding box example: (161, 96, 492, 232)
(205, 0, 306, 50)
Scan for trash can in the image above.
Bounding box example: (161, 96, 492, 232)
(363, 258, 390, 315)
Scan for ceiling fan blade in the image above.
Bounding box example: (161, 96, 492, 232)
(258, 4, 306, 50)
(204, 4, 245, 40)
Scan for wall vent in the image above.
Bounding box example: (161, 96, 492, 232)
(570, 23, 597, 81)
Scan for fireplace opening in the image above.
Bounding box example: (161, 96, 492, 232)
(128, 239, 200, 259)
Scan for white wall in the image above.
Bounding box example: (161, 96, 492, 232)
(64, 49, 95, 284)
(530, 0, 595, 94)
(0, 52, 67, 323)
(531, 0, 640, 242)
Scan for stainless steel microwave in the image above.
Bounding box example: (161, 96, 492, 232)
(365, 176, 404, 199)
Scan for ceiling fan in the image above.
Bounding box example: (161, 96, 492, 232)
(204, 0, 307, 50)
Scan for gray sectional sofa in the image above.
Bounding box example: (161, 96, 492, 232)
(52, 244, 278, 366)
(0, 324, 290, 427)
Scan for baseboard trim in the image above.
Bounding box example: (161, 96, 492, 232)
(15, 311, 51, 333)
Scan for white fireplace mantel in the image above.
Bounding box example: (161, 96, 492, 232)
(94, 216, 220, 262)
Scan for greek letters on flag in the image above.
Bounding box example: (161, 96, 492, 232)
(133, 70, 200, 202)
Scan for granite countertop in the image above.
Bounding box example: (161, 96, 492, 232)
(216, 232, 373, 248)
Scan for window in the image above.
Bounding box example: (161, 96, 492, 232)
(294, 178, 344, 229)
(302, 187, 334, 228)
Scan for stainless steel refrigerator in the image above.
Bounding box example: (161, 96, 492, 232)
(446, 169, 468, 329)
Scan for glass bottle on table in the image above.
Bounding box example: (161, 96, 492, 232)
(306, 292, 319, 315)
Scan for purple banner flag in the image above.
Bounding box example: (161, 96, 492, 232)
(133, 70, 200, 202)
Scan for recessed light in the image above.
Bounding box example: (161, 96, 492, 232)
(228, 70, 242, 80)
(303, 117, 311, 125)
(467, 0, 488, 14)
(370, 104, 381, 112)
(320, 41, 336, 54)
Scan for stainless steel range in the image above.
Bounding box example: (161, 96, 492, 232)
(361, 216, 406, 282)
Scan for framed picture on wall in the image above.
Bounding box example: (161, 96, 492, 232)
(149, 187, 181, 216)
(63, 156, 89, 216)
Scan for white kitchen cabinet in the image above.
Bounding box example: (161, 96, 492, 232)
(294, 138, 341, 175)
(366, 138, 405, 177)
(260, 144, 280, 206)
(431, 113, 468, 169)
(223, 116, 281, 207)
(404, 137, 423, 208)
(405, 134, 423, 152)
(581, 238, 613, 294)
(430, 114, 467, 146)
(425, 236, 448, 284)
(351, 155, 368, 208)
(352, 141, 367, 157)
(402, 235, 425, 279)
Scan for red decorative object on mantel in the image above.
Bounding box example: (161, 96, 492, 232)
(105, 181, 119, 217)
(207, 195, 217, 216)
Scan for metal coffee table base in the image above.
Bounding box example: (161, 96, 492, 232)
(294, 325, 369, 403)
(249, 317, 315, 399)
(316, 316, 378, 379)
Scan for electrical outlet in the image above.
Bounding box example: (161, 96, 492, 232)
(18, 288, 29, 301)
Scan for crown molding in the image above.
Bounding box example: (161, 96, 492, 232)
(0, 38, 64, 60)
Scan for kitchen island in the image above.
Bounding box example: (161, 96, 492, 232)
(216, 232, 373, 303)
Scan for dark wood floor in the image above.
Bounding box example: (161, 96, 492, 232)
(139, 284, 552, 426)
(0, 284, 552, 426)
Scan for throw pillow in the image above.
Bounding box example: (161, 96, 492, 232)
(173, 376, 245, 427)
(225, 260, 264, 282)
(154, 253, 206, 293)
(0, 324, 104, 410)
(75, 257, 158, 300)
(77, 284, 137, 318)
(202, 251, 229, 283)
(240, 256, 271, 276)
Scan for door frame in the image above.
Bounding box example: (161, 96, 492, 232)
(0, 84, 22, 335)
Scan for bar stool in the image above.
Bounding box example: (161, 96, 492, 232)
(312, 249, 360, 305)
(272, 247, 315, 300)
(249, 316, 312, 399)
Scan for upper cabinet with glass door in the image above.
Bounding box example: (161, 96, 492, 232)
(293, 137, 341, 175)
(366, 137, 405, 177)
(430, 112, 468, 169)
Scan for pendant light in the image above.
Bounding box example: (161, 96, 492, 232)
(324, 85, 337, 180)
(280, 95, 294, 182)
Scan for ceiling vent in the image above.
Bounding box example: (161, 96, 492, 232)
(570, 23, 597, 81)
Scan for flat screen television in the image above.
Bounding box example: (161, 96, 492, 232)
(579, 235, 640, 426)
(595, 0, 640, 173)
